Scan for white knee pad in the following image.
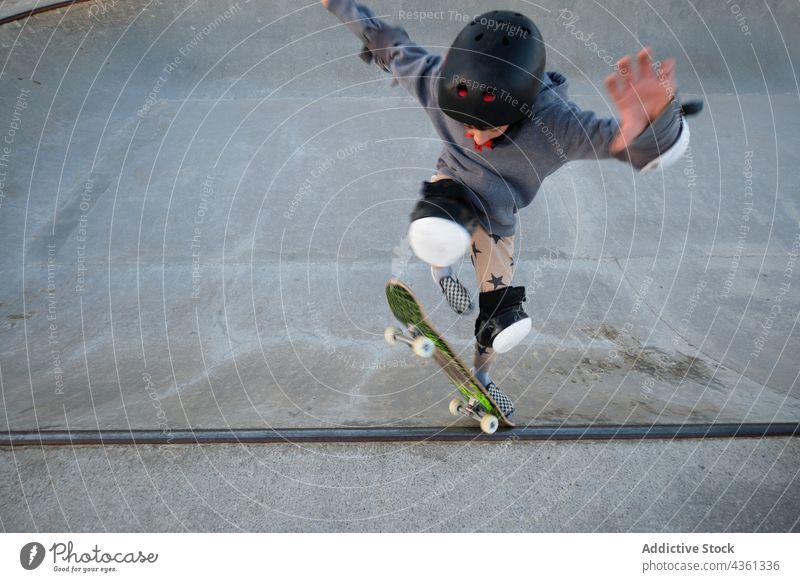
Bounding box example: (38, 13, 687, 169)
(408, 217, 471, 267)
(492, 317, 532, 353)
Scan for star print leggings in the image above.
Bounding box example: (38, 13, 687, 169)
(469, 223, 515, 375)
(469, 224, 514, 294)
(431, 174, 515, 375)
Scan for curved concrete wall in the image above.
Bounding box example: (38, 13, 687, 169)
(0, 0, 798, 430)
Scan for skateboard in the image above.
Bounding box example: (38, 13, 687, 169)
(384, 278, 515, 433)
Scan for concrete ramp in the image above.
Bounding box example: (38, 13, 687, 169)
(1, 0, 799, 431)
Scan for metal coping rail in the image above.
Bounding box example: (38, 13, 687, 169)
(0, 1, 92, 27)
(1, 423, 798, 446)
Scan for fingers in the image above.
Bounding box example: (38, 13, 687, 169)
(604, 72, 624, 101)
(640, 49, 677, 90)
(657, 58, 676, 83)
(637, 47, 653, 78)
(617, 55, 633, 82)
(605, 54, 632, 100)
(607, 49, 678, 104)
(615, 47, 657, 82)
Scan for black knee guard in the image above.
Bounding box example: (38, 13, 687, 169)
(475, 286, 530, 350)
(409, 179, 478, 233)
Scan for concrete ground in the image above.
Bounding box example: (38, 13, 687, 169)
(2, 438, 798, 532)
(0, 0, 798, 531)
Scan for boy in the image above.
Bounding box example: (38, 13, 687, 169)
(322, 0, 691, 416)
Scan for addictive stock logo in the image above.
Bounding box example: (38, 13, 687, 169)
(20, 542, 46, 570)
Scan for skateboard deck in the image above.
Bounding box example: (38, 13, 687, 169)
(384, 278, 514, 432)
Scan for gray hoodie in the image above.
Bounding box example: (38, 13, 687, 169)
(327, 0, 686, 236)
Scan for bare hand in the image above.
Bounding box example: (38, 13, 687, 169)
(605, 47, 676, 154)
(320, 0, 331, 8)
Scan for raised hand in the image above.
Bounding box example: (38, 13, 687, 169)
(605, 47, 677, 154)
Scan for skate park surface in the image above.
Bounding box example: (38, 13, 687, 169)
(0, 0, 798, 531)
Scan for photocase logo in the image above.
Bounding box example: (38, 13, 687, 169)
(20, 542, 46, 570)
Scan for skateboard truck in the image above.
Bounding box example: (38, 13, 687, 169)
(384, 326, 435, 358)
(448, 398, 500, 434)
(384, 326, 501, 434)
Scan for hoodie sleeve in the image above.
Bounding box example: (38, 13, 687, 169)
(325, 0, 441, 108)
(538, 88, 687, 171)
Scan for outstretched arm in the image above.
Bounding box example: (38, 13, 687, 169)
(321, 0, 442, 108)
(541, 48, 690, 171)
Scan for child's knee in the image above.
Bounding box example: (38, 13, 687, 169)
(408, 179, 477, 266)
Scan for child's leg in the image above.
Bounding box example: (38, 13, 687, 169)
(428, 175, 455, 282)
(407, 177, 477, 268)
(407, 174, 477, 314)
(470, 226, 515, 383)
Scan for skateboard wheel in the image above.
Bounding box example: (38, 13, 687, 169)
(449, 399, 463, 417)
(384, 326, 402, 346)
(412, 336, 435, 358)
(480, 415, 499, 434)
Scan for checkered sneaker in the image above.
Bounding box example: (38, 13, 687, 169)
(439, 275, 474, 315)
(485, 381, 514, 418)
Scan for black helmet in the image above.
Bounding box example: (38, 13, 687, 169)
(438, 11, 546, 129)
